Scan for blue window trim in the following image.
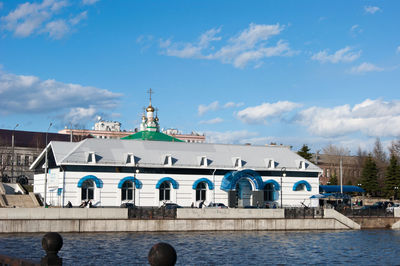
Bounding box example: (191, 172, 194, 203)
(192, 178, 214, 190)
(263, 179, 280, 191)
(220, 169, 263, 191)
(155, 177, 179, 189)
(118, 176, 143, 189)
(77, 175, 103, 188)
(293, 180, 312, 191)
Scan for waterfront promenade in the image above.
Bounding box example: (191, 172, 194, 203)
(2, 207, 399, 233)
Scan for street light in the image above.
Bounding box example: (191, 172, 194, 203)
(281, 167, 286, 208)
(11, 124, 19, 183)
(394, 186, 399, 201)
(134, 169, 139, 206)
(44, 122, 53, 208)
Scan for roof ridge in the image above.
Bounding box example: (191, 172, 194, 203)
(59, 138, 89, 164)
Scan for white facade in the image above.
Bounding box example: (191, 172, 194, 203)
(94, 119, 121, 132)
(32, 139, 321, 208)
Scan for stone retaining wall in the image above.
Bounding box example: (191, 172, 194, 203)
(0, 218, 351, 233)
(0, 208, 128, 220)
(177, 208, 284, 219)
(0, 208, 362, 232)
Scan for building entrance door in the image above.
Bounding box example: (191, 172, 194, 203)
(235, 179, 252, 207)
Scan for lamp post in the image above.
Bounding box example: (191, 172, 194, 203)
(11, 124, 19, 183)
(281, 167, 286, 208)
(44, 122, 53, 208)
(134, 169, 139, 206)
(212, 169, 217, 204)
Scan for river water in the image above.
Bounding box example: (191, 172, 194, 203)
(1, 230, 400, 265)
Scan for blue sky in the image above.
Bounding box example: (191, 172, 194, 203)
(1, 0, 399, 154)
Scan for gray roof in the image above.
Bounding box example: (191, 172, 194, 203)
(31, 138, 321, 172)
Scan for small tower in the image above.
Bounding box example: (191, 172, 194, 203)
(141, 88, 160, 132)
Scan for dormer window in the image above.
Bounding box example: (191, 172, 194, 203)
(199, 156, 208, 167)
(232, 157, 242, 168)
(126, 153, 137, 165)
(163, 154, 172, 166)
(297, 160, 306, 170)
(264, 158, 275, 169)
(87, 152, 96, 163)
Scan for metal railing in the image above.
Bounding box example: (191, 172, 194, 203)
(337, 207, 394, 217)
(284, 207, 324, 219)
(127, 207, 177, 219)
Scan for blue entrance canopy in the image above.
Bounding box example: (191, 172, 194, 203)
(311, 193, 351, 199)
(319, 185, 365, 193)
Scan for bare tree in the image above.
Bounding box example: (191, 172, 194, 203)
(373, 138, 387, 164)
(372, 138, 389, 195)
(322, 144, 350, 157)
(389, 139, 400, 161)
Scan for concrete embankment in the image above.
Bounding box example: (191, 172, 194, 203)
(0, 208, 362, 233)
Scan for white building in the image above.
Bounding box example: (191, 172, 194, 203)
(31, 138, 321, 208)
(94, 118, 121, 132)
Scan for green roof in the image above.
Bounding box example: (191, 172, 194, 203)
(121, 131, 184, 142)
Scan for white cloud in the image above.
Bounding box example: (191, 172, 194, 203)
(199, 117, 223, 125)
(1, 0, 90, 39)
(205, 130, 259, 144)
(198, 101, 219, 116)
(350, 25, 363, 36)
(396, 46, 400, 54)
(69, 11, 87, 26)
(162, 27, 221, 59)
(64, 107, 97, 125)
(296, 99, 400, 138)
(223, 102, 244, 108)
(312, 46, 361, 63)
(159, 23, 293, 69)
(82, 0, 99, 5)
(43, 19, 69, 39)
(364, 6, 381, 14)
(350, 62, 383, 74)
(0, 70, 121, 124)
(237, 101, 301, 124)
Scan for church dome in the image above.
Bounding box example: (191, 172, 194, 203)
(146, 105, 154, 112)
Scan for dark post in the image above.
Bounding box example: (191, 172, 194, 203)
(148, 242, 177, 266)
(41, 232, 63, 266)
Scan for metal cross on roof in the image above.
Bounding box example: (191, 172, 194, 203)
(147, 88, 154, 105)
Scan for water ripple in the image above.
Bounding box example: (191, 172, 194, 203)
(0, 230, 400, 265)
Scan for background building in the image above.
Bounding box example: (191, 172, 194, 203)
(0, 129, 89, 184)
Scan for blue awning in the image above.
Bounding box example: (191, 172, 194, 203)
(319, 185, 365, 193)
(311, 193, 351, 199)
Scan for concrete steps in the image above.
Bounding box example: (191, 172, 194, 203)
(2, 194, 39, 208)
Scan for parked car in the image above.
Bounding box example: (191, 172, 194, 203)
(386, 203, 400, 213)
(120, 203, 136, 208)
(207, 202, 228, 208)
(163, 203, 182, 209)
(362, 201, 394, 210)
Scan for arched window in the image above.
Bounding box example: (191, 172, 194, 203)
(159, 181, 171, 201)
(196, 182, 207, 201)
(295, 183, 306, 191)
(121, 181, 133, 201)
(81, 180, 94, 201)
(264, 183, 274, 201)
